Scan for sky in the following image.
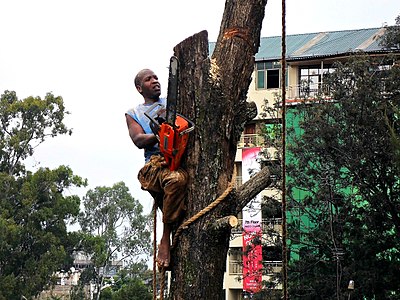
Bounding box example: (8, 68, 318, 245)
(1, 0, 399, 218)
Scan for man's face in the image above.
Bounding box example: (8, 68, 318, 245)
(137, 70, 161, 100)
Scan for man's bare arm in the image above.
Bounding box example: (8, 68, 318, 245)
(125, 114, 158, 149)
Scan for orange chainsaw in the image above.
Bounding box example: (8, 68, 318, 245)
(145, 56, 194, 171)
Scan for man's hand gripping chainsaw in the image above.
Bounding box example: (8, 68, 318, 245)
(145, 56, 194, 171)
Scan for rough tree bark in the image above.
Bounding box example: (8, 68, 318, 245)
(168, 0, 270, 299)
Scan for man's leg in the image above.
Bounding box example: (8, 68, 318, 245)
(157, 222, 172, 268)
(161, 168, 188, 223)
(156, 168, 188, 268)
(138, 158, 170, 267)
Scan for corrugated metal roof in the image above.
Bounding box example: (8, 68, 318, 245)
(209, 27, 392, 61)
(291, 28, 383, 59)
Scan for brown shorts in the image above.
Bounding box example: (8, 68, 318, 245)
(138, 155, 188, 224)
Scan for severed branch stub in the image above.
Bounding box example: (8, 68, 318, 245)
(235, 166, 272, 214)
(210, 215, 238, 231)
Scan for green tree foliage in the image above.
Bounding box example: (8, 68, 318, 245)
(98, 262, 152, 300)
(381, 14, 400, 50)
(0, 91, 86, 299)
(381, 13, 400, 169)
(0, 90, 72, 176)
(78, 182, 151, 300)
(111, 279, 152, 300)
(286, 54, 400, 299)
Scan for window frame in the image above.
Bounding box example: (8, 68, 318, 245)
(256, 61, 288, 90)
(299, 64, 334, 97)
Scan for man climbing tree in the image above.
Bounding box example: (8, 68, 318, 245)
(126, 0, 271, 299)
(125, 68, 188, 269)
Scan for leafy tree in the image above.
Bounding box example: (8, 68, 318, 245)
(98, 262, 152, 300)
(0, 91, 86, 299)
(109, 260, 153, 291)
(111, 278, 152, 300)
(0, 90, 72, 176)
(78, 182, 151, 300)
(381, 13, 400, 168)
(286, 54, 400, 299)
(381, 13, 400, 50)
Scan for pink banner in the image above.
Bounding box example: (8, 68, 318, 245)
(243, 227, 262, 293)
(242, 148, 262, 294)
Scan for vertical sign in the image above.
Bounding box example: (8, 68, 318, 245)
(242, 147, 263, 294)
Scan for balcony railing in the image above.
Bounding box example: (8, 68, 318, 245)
(286, 83, 331, 100)
(235, 176, 243, 188)
(229, 260, 283, 275)
(232, 218, 282, 234)
(262, 218, 283, 230)
(237, 134, 264, 148)
(263, 261, 283, 275)
(229, 260, 243, 274)
(237, 140, 280, 164)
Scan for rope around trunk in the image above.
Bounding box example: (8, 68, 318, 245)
(171, 168, 236, 250)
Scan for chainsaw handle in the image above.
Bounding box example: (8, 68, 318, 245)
(176, 114, 195, 136)
(149, 122, 160, 142)
(144, 103, 165, 137)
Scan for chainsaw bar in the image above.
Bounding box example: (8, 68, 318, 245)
(166, 56, 179, 126)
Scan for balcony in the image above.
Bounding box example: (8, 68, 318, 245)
(263, 261, 283, 275)
(237, 134, 264, 148)
(229, 260, 243, 275)
(286, 83, 332, 101)
(237, 139, 280, 164)
(232, 218, 282, 235)
(228, 260, 282, 275)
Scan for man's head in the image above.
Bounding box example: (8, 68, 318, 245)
(135, 69, 161, 101)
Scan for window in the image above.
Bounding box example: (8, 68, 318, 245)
(299, 65, 334, 97)
(267, 69, 280, 89)
(256, 61, 287, 90)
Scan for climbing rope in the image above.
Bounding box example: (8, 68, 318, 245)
(152, 167, 236, 300)
(152, 202, 157, 300)
(281, 0, 288, 299)
(152, 206, 167, 300)
(159, 268, 166, 300)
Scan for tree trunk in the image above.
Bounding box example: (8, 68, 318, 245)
(168, 1, 269, 299)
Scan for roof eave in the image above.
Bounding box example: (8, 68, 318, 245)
(254, 49, 400, 62)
